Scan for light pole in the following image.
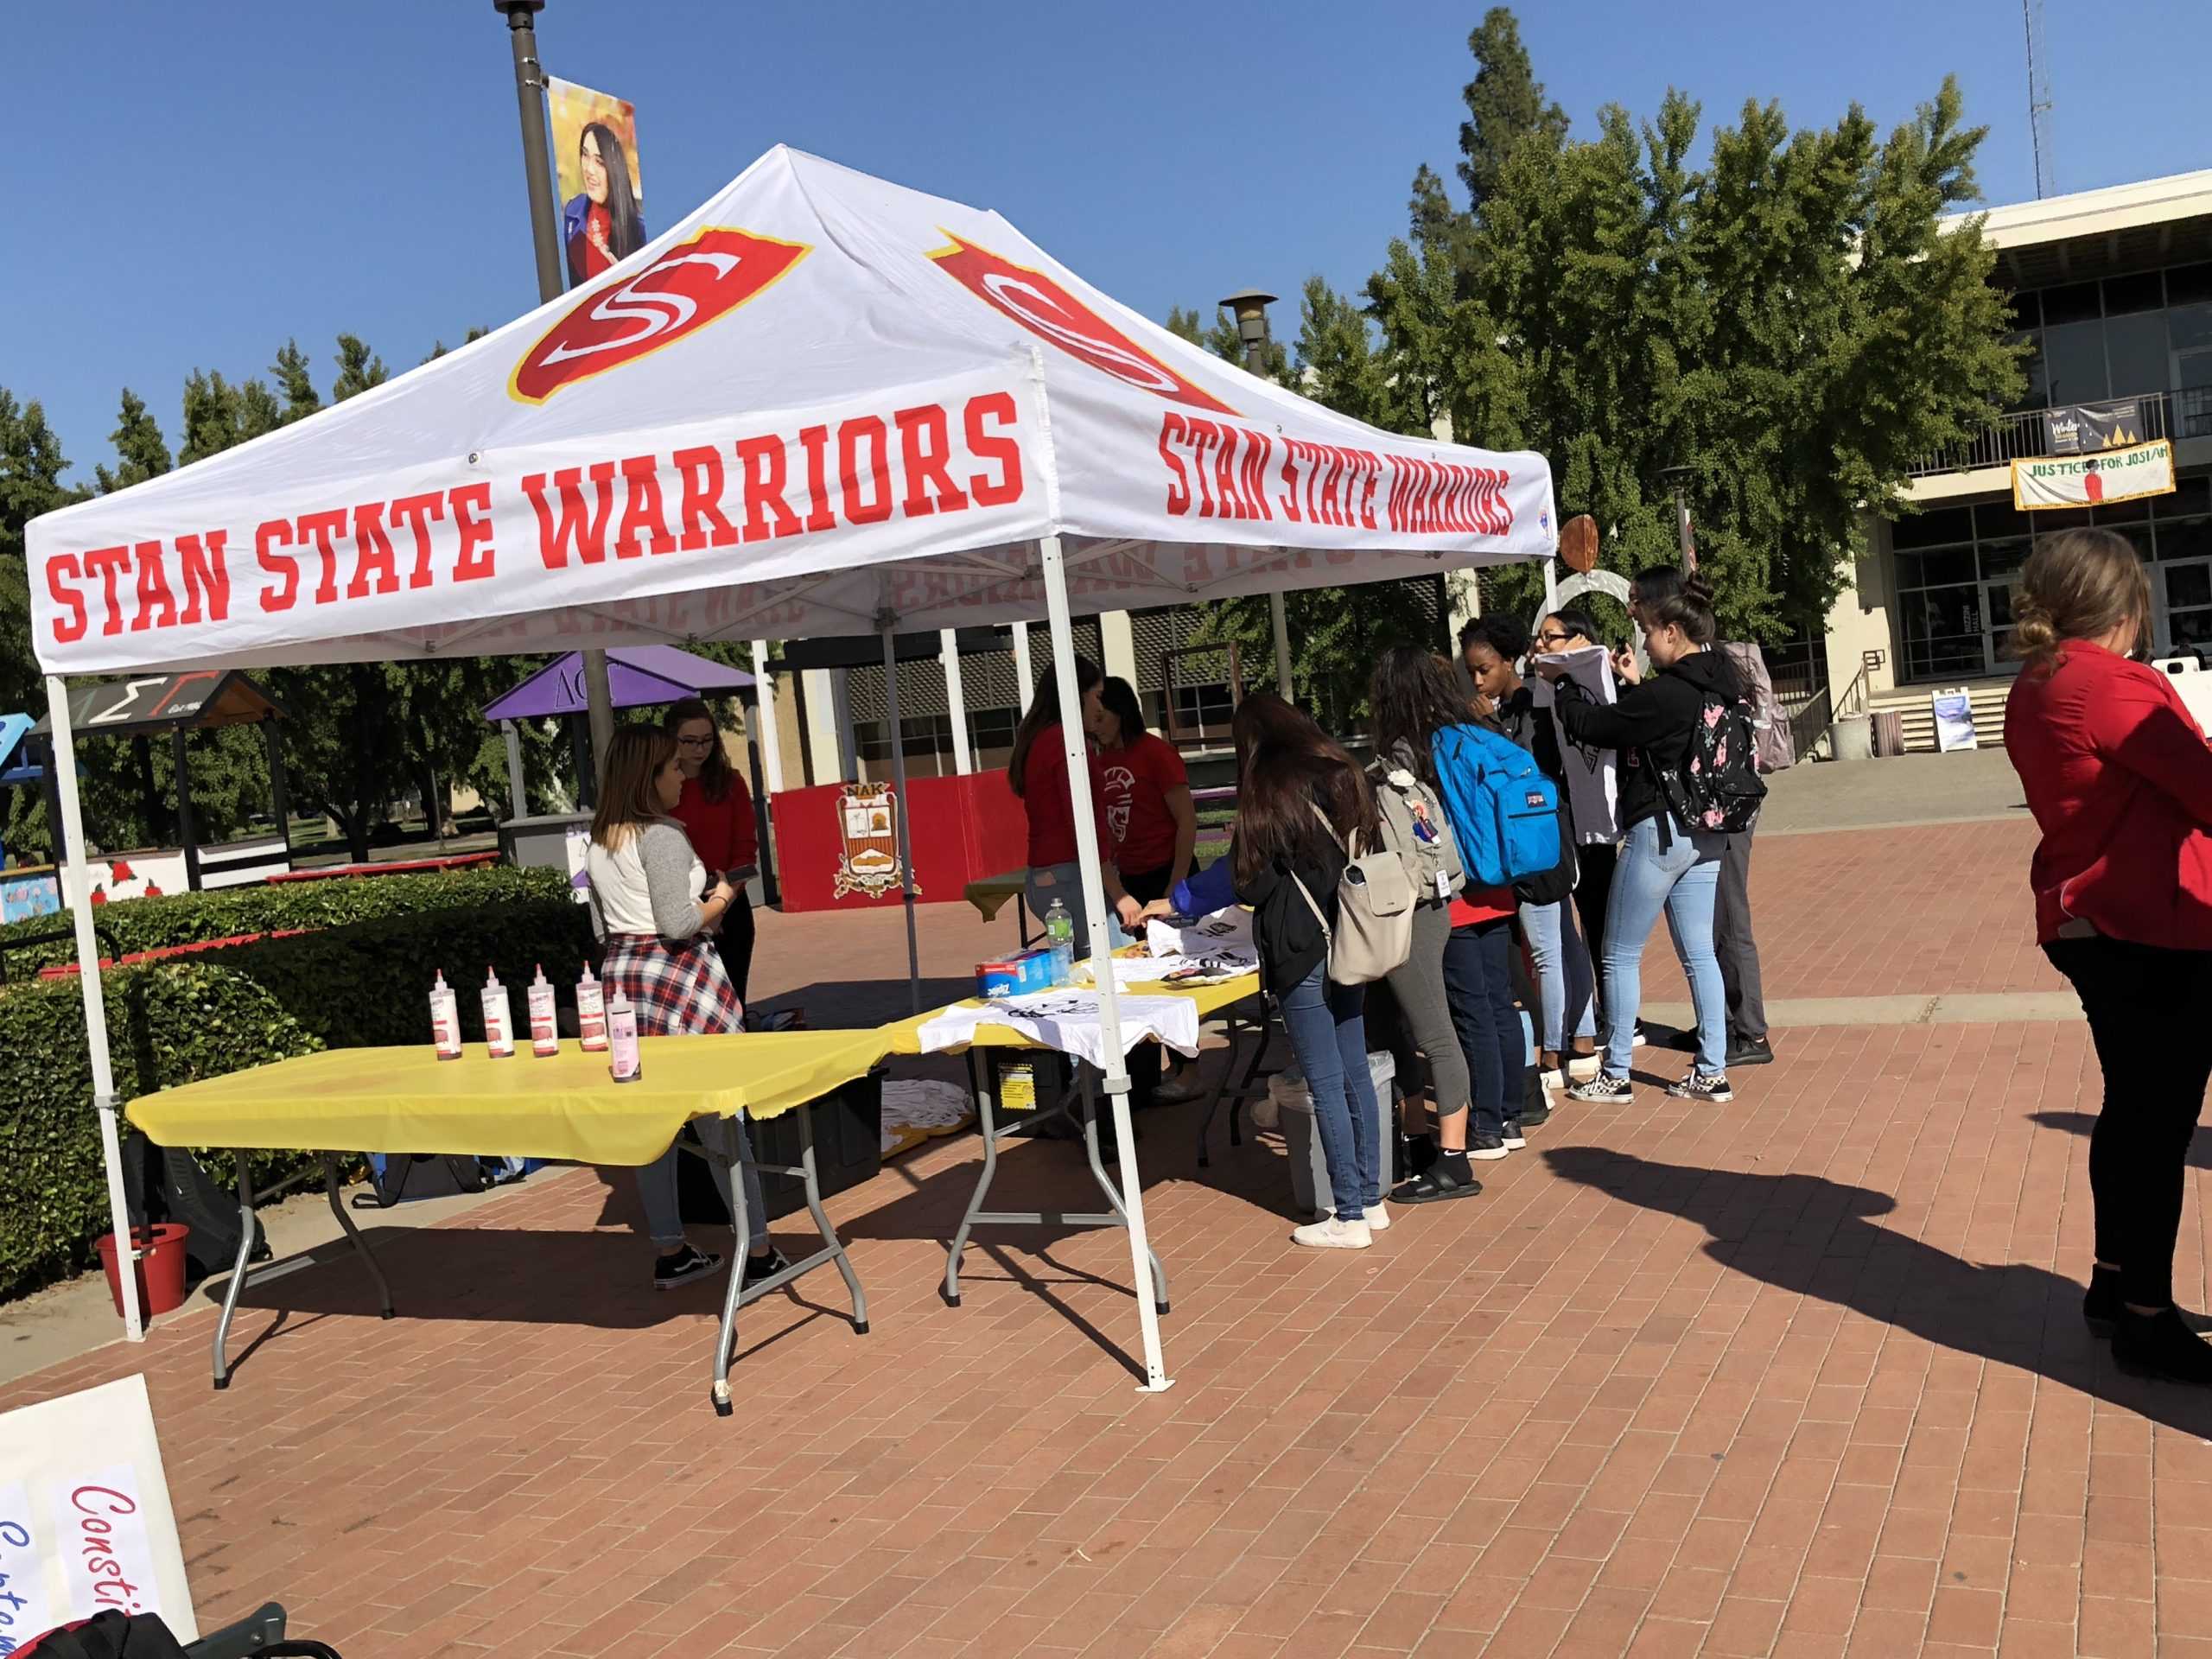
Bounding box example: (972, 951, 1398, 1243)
(1221, 289, 1294, 701)
(493, 1, 617, 794)
(1660, 462, 1698, 575)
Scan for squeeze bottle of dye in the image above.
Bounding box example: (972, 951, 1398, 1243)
(429, 971, 462, 1062)
(575, 963, 608, 1052)
(481, 968, 516, 1058)
(607, 989, 641, 1083)
(527, 964, 559, 1058)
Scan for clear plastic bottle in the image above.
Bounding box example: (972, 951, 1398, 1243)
(1044, 898, 1075, 986)
(429, 970, 461, 1062)
(480, 968, 515, 1058)
(527, 964, 559, 1058)
(575, 963, 608, 1052)
(607, 989, 640, 1083)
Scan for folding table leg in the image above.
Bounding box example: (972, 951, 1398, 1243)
(1080, 1075, 1169, 1315)
(710, 1123, 749, 1419)
(795, 1107, 868, 1335)
(322, 1154, 394, 1320)
(942, 1049, 999, 1307)
(212, 1154, 257, 1390)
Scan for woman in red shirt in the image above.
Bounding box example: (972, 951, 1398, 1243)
(1007, 658, 1143, 953)
(2006, 528, 2212, 1384)
(664, 697, 760, 1011)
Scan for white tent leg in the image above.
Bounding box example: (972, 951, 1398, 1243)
(879, 620, 923, 1014)
(1039, 536, 1172, 1394)
(48, 676, 143, 1341)
(750, 640, 785, 793)
(1012, 622, 1034, 711)
(583, 648, 617, 796)
(1269, 594, 1294, 698)
(940, 629, 974, 775)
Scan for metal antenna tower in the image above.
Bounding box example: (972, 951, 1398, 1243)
(2024, 0, 2056, 198)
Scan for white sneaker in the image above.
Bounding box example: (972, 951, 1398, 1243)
(1567, 1053, 1600, 1084)
(1540, 1068, 1564, 1093)
(1365, 1201, 1391, 1232)
(1292, 1216, 1372, 1249)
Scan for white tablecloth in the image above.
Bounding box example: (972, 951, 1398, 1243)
(916, 991, 1203, 1066)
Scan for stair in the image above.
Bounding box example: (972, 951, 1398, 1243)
(1867, 678, 2014, 753)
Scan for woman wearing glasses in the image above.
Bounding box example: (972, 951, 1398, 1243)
(664, 698, 760, 1010)
(1532, 607, 1624, 1002)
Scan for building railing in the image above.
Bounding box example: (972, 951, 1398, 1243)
(1910, 386, 2212, 479)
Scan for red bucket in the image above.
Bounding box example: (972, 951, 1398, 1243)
(94, 1224, 191, 1319)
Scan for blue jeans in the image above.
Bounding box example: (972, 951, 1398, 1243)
(1601, 816, 1727, 1077)
(1278, 965, 1379, 1220)
(1520, 899, 1596, 1056)
(1443, 918, 1523, 1139)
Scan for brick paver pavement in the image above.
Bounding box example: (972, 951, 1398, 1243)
(9, 814, 2212, 1658)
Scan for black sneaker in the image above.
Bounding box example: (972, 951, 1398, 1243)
(1568, 1073, 1631, 1104)
(2113, 1306, 2212, 1385)
(1467, 1132, 1510, 1161)
(2085, 1268, 2212, 1338)
(1666, 1071, 1734, 1103)
(1500, 1119, 1528, 1150)
(1726, 1037, 1776, 1068)
(742, 1247, 790, 1288)
(1402, 1133, 1440, 1179)
(652, 1243, 722, 1290)
(1519, 1097, 1551, 1129)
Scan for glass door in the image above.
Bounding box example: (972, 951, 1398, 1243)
(1980, 581, 2014, 672)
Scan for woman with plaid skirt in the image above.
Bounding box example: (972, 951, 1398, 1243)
(588, 727, 785, 1292)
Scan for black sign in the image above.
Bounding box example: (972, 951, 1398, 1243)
(2043, 397, 2149, 456)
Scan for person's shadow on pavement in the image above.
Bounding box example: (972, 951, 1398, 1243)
(1543, 1145, 2212, 1439)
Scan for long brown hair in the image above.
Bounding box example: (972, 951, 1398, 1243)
(2012, 528, 2152, 677)
(1007, 656, 1102, 798)
(1230, 693, 1379, 886)
(662, 696, 734, 804)
(1368, 645, 1484, 791)
(590, 726, 677, 851)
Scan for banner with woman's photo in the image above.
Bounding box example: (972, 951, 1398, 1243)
(547, 77, 645, 288)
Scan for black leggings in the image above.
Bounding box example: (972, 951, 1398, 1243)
(2046, 936, 2212, 1309)
(1573, 842, 1616, 1019)
(721, 892, 756, 1013)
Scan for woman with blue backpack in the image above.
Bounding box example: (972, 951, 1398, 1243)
(1370, 646, 1550, 1165)
(1536, 575, 1751, 1104)
(1157, 694, 1390, 1248)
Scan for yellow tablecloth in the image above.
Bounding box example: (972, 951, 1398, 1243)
(878, 970, 1262, 1057)
(963, 868, 1027, 924)
(125, 1029, 897, 1166)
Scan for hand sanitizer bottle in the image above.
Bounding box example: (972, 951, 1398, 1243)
(576, 963, 608, 1052)
(481, 968, 516, 1058)
(429, 971, 461, 1061)
(527, 964, 559, 1057)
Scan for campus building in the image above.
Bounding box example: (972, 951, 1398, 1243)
(1824, 168, 2212, 745)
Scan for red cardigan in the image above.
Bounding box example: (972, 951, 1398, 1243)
(671, 773, 757, 874)
(2005, 639, 2212, 949)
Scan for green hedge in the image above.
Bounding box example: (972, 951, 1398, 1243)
(0, 894, 595, 1302)
(0, 865, 570, 976)
(0, 965, 323, 1300)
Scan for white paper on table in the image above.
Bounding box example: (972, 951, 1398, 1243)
(1534, 645, 1621, 845)
(0, 1376, 196, 1645)
(916, 991, 1203, 1065)
(1145, 906, 1254, 958)
(1087, 949, 1259, 988)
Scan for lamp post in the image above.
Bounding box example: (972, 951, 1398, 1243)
(492, 1, 616, 790)
(1659, 462, 1698, 575)
(1221, 289, 1294, 700)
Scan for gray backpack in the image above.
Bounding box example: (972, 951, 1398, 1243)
(1288, 805, 1414, 986)
(1370, 760, 1465, 903)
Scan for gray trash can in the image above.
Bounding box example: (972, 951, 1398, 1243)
(1827, 713, 1873, 763)
(1274, 1052, 1397, 1218)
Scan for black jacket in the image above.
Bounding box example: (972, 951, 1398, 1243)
(1495, 685, 1568, 785)
(1552, 650, 1743, 834)
(1230, 805, 1349, 998)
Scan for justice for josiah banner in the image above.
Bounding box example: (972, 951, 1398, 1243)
(2012, 439, 2176, 511)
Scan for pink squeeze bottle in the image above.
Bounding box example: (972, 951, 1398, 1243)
(576, 963, 608, 1052)
(429, 971, 462, 1061)
(607, 989, 641, 1083)
(527, 964, 559, 1058)
(481, 968, 516, 1058)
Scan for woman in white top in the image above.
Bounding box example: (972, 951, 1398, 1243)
(588, 727, 780, 1291)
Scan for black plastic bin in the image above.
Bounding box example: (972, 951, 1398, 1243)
(679, 1067, 884, 1224)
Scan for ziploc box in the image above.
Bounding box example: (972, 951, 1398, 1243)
(977, 949, 1056, 999)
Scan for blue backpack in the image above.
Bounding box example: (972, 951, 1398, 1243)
(1429, 723, 1561, 888)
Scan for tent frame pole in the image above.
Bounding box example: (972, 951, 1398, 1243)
(1039, 536, 1172, 1393)
(877, 619, 924, 1015)
(48, 676, 143, 1340)
(940, 629, 974, 775)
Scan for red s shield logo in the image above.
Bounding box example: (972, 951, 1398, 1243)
(929, 232, 1237, 416)
(510, 226, 810, 404)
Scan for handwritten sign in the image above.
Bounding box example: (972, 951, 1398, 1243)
(0, 1378, 194, 1647)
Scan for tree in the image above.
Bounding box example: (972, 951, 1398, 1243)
(1457, 6, 1569, 218)
(270, 340, 321, 423)
(331, 335, 387, 403)
(93, 390, 172, 495)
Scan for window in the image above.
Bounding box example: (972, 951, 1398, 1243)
(2041, 282, 2102, 326)
(2104, 270, 2166, 315)
(2042, 320, 2109, 403)
(2105, 312, 2169, 400)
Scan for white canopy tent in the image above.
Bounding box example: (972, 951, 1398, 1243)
(29, 145, 1554, 1389)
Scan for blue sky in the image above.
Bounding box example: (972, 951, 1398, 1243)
(11, 1, 2206, 483)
